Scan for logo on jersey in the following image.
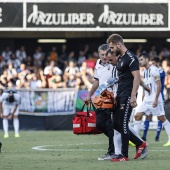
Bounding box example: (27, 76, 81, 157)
(120, 104, 125, 109)
(154, 75, 160, 81)
(121, 62, 123, 66)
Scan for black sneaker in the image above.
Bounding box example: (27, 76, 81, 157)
(0, 142, 2, 153)
(141, 137, 146, 141)
(155, 137, 159, 142)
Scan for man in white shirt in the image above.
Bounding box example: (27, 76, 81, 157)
(134, 52, 170, 146)
(0, 90, 21, 138)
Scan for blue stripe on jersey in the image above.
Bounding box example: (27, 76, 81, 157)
(159, 68, 166, 100)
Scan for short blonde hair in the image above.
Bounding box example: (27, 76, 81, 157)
(107, 34, 123, 44)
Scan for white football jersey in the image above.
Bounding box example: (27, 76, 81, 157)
(141, 65, 162, 102)
(94, 59, 118, 95)
(0, 92, 21, 106)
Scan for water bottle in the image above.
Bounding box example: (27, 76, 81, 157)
(96, 77, 118, 94)
(97, 82, 108, 94)
(106, 77, 118, 87)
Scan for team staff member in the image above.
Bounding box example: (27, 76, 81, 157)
(0, 90, 21, 138)
(134, 53, 170, 147)
(85, 44, 116, 160)
(107, 34, 147, 162)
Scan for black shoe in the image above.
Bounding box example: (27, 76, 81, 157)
(141, 137, 146, 141)
(0, 142, 2, 153)
(155, 137, 159, 142)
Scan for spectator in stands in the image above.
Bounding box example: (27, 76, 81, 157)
(16, 64, 30, 88)
(48, 73, 64, 89)
(0, 56, 6, 75)
(1, 46, 12, 63)
(58, 44, 68, 70)
(80, 61, 94, 90)
(44, 60, 62, 76)
(24, 56, 35, 73)
(15, 45, 27, 63)
(0, 70, 8, 88)
(67, 51, 76, 63)
(159, 47, 170, 61)
(77, 50, 86, 66)
(45, 68, 55, 88)
(48, 46, 58, 63)
(149, 45, 157, 59)
(6, 61, 18, 86)
(7, 53, 21, 70)
(67, 74, 81, 89)
(27, 73, 43, 89)
(33, 46, 44, 68)
(38, 69, 47, 88)
(63, 60, 79, 83)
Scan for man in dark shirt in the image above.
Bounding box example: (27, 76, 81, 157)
(107, 34, 148, 162)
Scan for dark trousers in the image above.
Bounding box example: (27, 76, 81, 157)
(96, 108, 114, 155)
(113, 96, 143, 158)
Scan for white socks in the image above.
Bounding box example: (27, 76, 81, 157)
(13, 118, 19, 135)
(3, 118, 9, 135)
(134, 121, 142, 134)
(129, 126, 143, 141)
(114, 130, 122, 155)
(162, 119, 170, 142)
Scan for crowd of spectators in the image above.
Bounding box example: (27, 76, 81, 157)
(0, 43, 170, 100)
(0, 44, 96, 90)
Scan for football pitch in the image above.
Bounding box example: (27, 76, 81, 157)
(0, 130, 170, 170)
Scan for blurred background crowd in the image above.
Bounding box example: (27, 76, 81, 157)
(0, 43, 170, 100)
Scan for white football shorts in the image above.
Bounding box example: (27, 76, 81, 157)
(136, 101, 165, 117)
(3, 104, 19, 116)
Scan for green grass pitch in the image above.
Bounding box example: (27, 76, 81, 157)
(0, 130, 170, 170)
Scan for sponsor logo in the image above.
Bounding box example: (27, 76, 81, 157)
(27, 5, 95, 25)
(98, 5, 164, 26)
(120, 104, 125, 109)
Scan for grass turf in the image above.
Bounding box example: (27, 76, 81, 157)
(0, 130, 170, 170)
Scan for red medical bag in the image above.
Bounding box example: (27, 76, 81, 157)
(72, 103, 101, 134)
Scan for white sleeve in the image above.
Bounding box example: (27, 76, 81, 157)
(94, 68, 99, 79)
(152, 67, 160, 81)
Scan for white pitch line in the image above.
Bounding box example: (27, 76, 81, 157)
(32, 143, 170, 152)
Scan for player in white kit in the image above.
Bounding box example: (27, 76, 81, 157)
(134, 52, 170, 146)
(0, 90, 21, 138)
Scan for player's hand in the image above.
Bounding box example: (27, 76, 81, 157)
(153, 99, 158, 108)
(7, 114, 13, 120)
(130, 95, 137, 108)
(0, 113, 4, 118)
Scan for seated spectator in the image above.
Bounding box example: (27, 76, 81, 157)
(67, 51, 76, 63)
(45, 68, 55, 88)
(48, 74, 64, 89)
(77, 50, 86, 66)
(27, 73, 43, 89)
(149, 45, 157, 58)
(48, 46, 58, 63)
(159, 47, 170, 61)
(44, 60, 62, 76)
(7, 53, 21, 70)
(1, 46, 12, 63)
(6, 61, 18, 86)
(38, 69, 47, 88)
(63, 61, 80, 83)
(15, 45, 27, 63)
(33, 47, 44, 68)
(16, 64, 30, 88)
(67, 74, 81, 89)
(0, 70, 8, 88)
(80, 61, 94, 90)
(0, 56, 6, 75)
(24, 56, 35, 73)
(58, 44, 68, 70)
